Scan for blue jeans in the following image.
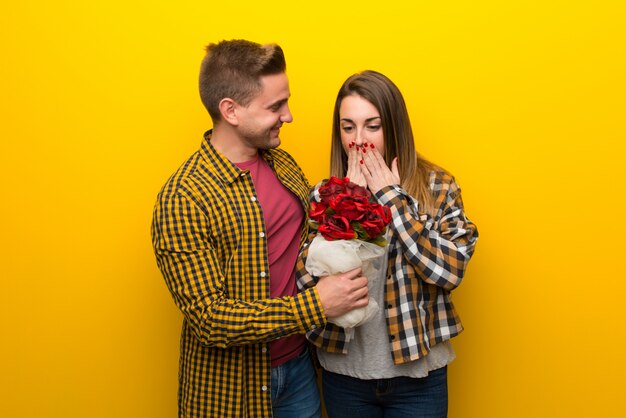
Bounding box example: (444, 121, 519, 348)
(322, 367, 448, 418)
(271, 347, 321, 418)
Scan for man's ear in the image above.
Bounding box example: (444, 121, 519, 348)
(218, 98, 239, 126)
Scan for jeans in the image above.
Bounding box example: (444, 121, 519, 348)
(322, 366, 448, 418)
(271, 347, 321, 418)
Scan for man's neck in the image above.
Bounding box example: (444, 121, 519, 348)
(210, 125, 259, 163)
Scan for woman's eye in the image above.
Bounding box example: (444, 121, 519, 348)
(341, 126, 354, 133)
(367, 125, 381, 131)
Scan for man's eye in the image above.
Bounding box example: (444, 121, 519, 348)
(270, 101, 286, 112)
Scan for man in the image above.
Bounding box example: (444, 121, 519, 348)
(151, 39, 369, 418)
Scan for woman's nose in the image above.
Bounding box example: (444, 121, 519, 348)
(354, 130, 365, 146)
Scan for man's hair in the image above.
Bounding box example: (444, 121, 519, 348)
(329, 70, 439, 215)
(199, 39, 286, 121)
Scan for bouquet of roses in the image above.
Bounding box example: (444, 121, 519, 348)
(305, 176, 392, 340)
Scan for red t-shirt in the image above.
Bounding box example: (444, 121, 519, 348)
(235, 154, 306, 367)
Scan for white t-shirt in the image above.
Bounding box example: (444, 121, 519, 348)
(317, 246, 455, 379)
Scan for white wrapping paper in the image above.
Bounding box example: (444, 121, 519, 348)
(305, 235, 387, 341)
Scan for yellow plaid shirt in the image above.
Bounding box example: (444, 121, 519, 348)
(152, 131, 326, 417)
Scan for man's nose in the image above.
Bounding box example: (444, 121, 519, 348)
(281, 106, 293, 123)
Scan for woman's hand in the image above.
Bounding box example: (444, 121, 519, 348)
(346, 143, 367, 187)
(360, 145, 400, 195)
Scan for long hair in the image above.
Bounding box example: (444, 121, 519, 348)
(329, 70, 437, 215)
(199, 39, 286, 121)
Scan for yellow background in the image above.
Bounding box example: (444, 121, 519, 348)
(2, 1, 625, 417)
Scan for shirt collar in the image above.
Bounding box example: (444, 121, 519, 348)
(199, 130, 275, 184)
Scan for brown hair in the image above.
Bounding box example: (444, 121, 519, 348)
(199, 39, 286, 121)
(330, 70, 438, 215)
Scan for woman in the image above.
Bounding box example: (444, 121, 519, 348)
(297, 70, 478, 417)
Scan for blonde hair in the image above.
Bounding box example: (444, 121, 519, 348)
(329, 70, 438, 215)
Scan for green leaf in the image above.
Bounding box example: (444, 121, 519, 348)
(352, 223, 369, 241)
(370, 235, 389, 247)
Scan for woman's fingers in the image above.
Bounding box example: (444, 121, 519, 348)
(361, 146, 398, 193)
(346, 143, 367, 186)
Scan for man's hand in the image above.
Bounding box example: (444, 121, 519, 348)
(315, 268, 369, 319)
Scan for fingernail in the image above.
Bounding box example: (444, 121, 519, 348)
(360, 160, 364, 164)
(362, 148, 367, 153)
(370, 143, 375, 148)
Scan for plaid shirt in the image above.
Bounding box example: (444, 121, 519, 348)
(297, 170, 478, 364)
(152, 132, 326, 417)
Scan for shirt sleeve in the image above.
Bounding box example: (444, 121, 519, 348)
(152, 191, 326, 349)
(295, 181, 325, 293)
(375, 176, 478, 291)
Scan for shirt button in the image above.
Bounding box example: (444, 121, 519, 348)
(389, 335, 396, 341)
(259, 232, 265, 238)
(387, 304, 393, 309)
(261, 385, 268, 392)
(261, 347, 267, 353)
(260, 271, 266, 278)
(251, 196, 257, 202)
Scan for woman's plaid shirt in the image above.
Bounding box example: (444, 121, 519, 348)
(297, 170, 478, 364)
(152, 133, 326, 417)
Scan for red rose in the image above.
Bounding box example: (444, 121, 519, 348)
(361, 204, 392, 239)
(309, 201, 330, 223)
(373, 204, 392, 225)
(318, 215, 357, 241)
(329, 194, 369, 221)
(318, 176, 349, 203)
(344, 182, 371, 200)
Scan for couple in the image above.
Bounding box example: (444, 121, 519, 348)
(151, 39, 478, 418)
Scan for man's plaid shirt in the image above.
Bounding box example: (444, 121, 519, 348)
(297, 170, 478, 364)
(152, 132, 326, 417)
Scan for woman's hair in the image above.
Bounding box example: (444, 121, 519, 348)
(330, 70, 437, 214)
(199, 39, 286, 121)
